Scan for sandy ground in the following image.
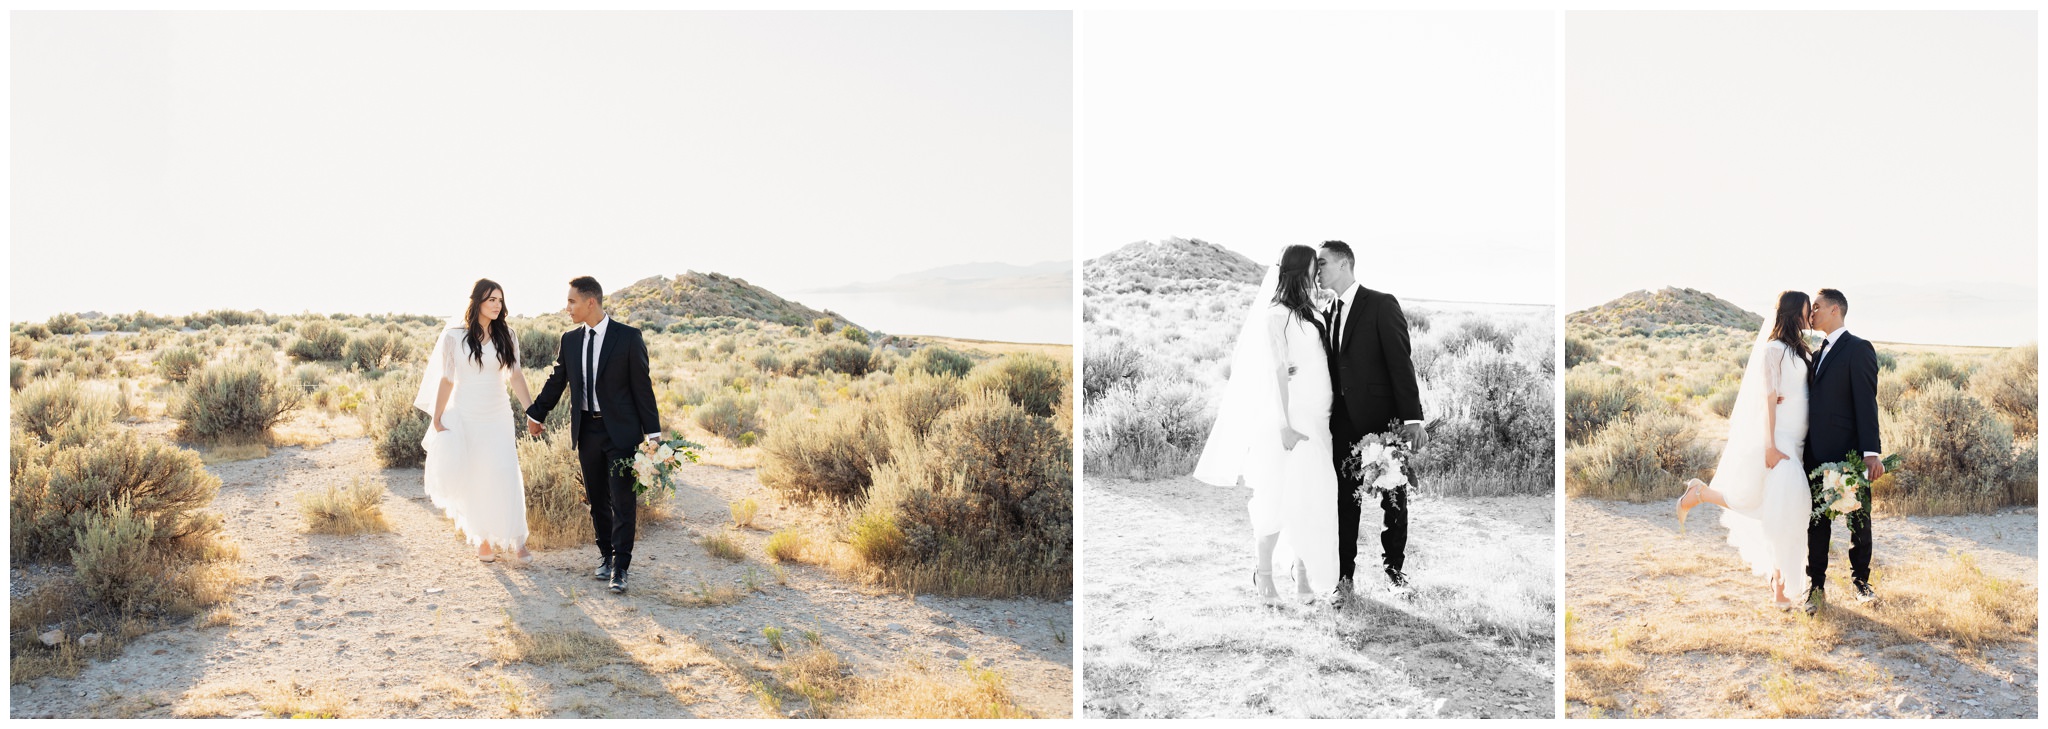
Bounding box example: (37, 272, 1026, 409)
(10, 434, 1072, 719)
(1082, 476, 1553, 719)
(1565, 498, 2038, 719)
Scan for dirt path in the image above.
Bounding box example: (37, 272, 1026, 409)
(1565, 498, 2037, 719)
(1082, 476, 1553, 719)
(10, 436, 1071, 719)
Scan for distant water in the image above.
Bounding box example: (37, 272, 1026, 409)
(793, 287, 1071, 345)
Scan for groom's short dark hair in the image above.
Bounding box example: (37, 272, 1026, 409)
(1818, 288, 1847, 315)
(1319, 240, 1354, 267)
(570, 276, 604, 306)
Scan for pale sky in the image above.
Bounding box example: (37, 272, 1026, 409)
(1567, 11, 2036, 347)
(1082, 11, 1555, 305)
(11, 11, 1071, 322)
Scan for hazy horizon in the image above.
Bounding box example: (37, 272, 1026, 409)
(11, 12, 1072, 330)
(1567, 11, 2036, 348)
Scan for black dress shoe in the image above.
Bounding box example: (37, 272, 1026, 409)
(1386, 569, 1410, 589)
(594, 556, 614, 581)
(1801, 588, 1825, 615)
(1855, 582, 1878, 603)
(608, 569, 628, 594)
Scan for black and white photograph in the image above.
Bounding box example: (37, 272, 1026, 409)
(1078, 11, 1556, 719)
(9, 11, 1073, 719)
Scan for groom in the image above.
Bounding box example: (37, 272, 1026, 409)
(527, 276, 663, 594)
(1801, 288, 1884, 613)
(1315, 240, 1427, 600)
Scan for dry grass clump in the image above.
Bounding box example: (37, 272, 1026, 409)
(700, 532, 746, 561)
(517, 430, 592, 550)
(298, 478, 392, 535)
(171, 359, 301, 443)
(729, 497, 760, 528)
(764, 529, 812, 563)
(1876, 550, 2037, 648)
(492, 618, 626, 671)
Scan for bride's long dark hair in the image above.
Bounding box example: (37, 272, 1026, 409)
(1272, 245, 1326, 334)
(1769, 290, 1813, 367)
(463, 279, 518, 370)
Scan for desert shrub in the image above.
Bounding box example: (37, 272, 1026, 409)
(1082, 335, 1145, 402)
(1706, 387, 1739, 418)
(696, 394, 764, 441)
(816, 342, 873, 377)
(1899, 354, 1974, 395)
(343, 331, 410, 371)
(518, 325, 560, 370)
(1565, 367, 1649, 443)
(1442, 318, 1515, 355)
(814, 318, 836, 335)
(1565, 335, 1597, 369)
(1874, 348, 1898, 371)
(1413, 347, 1552, 496)
(19, 323, 53, 341)
(1083, 375, 1210, 480)
(750, 350, 785, 374)
(173, 360, 301, 443)
(155, 347, 206, 383)
(1565, 410, 1715, 501)
(841, 326, 871, 345)
(368, 379, 429, 468)
(860, 391, 1071, 597)
(46, 313, 87, 336)
(966, 352, 1068, 418)
(760, 407, 892, 503)
(287, 321, 350, 362)
(10, 358, 24, 391)
(14, 378, 116, 446)
(869, 349, 904, 375)
(298, 479, 391, 534)
(765, 529, 811, 563)
(11, 429, 223, 562)
(516, 430, 591, 550)
(879, 376, 968, 439)
(293, 363, 331, 392)
(716, 336, 740, 356)
(906, 346, 974, 379)
(1969, 343, 2037, 439)
(1877, 381, 2030, 514)
(71, 498, 163, 613)
(848, 511, 907, 564)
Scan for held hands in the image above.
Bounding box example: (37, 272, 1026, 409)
(1864, 454, 1885, 481)
(1280, 426, 1307, 451)
(527, 419, 545, 437)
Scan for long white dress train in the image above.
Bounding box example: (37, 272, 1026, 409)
(1715, 339, 1810, 593)
(415, 327, 529, 551)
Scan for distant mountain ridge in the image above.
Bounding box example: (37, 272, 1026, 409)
(1083, 238, 1264, 292)
(1568, 287, 1763, 332)
(610, 272, 860, 332)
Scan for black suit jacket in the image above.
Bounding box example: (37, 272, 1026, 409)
(1802, 331, 1882, 473)
(526, 320, 662, 452)
(1326, 287, 1425, 435)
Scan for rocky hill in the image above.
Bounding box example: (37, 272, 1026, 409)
(1567, 287, 1763, 333)
(1083, 238, 1263, 294)
(608, 272, 861, 333)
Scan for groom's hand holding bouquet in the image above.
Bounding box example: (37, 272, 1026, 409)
(1808, 450, 1903, 523)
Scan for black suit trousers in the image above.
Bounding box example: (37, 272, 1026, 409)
(578, 412, 640, 573)
(1332, 397, 1406, 581)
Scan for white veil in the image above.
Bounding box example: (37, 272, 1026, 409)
(1706, 315, 1780, 512)
(1192, 265, 1285, 488)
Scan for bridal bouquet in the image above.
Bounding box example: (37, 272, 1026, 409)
(1807, 451, 1903, 523)
(1346, 420, 1414, 506)
(614, 432, 706, 498)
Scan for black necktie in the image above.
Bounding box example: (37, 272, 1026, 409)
(1812, 338, 1830, 381)
(1329, 300, 1345, 352)
(585, 326, 597, 411)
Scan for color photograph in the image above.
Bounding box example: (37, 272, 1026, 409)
(9, 11, 1073, 719)
(1562, 11, 2038, 719)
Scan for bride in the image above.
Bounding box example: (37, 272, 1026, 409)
(1193, 244, 1340, 603)
(1675, 291, 1814, 609)
(415, 278, 538, 564)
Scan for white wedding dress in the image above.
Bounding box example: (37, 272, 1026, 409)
(1713, 335, 1810, 593)
(414, 326, 529, 551)
(1193, 268, 1340, 595)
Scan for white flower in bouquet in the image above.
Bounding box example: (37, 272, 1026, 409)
(1373, 470, 1408, 494)
(1829, 494, 1862, 514)
(1360, 442, 1386, 466)
(656, 444, 675, 463)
